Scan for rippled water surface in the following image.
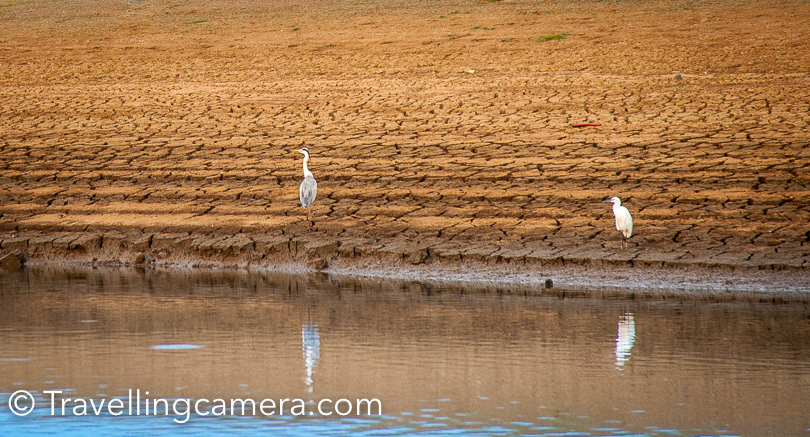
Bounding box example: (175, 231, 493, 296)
(1, 267, 809, 436)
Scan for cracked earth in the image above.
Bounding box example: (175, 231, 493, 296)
(0, 0, 809, 290)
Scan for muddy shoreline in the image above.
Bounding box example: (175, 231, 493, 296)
(2, 230, 808, 302)
(1, 0, 809, 297)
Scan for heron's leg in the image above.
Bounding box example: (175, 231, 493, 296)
(307, 208, 313, 228)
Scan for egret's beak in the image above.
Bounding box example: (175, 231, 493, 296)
(602, 199, 611, 203)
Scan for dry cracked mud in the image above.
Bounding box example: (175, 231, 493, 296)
(1, 0, 809, 294)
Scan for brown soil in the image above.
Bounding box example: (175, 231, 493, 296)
(1, 0, 809, 291)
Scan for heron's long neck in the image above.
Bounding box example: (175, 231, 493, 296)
(302, 156, 313, 178)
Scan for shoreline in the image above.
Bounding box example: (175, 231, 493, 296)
(3, 231, 808, 302)
(1, 0, 809, 297)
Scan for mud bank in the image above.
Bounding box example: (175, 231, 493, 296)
(1, 1, 809, 300)
(1, 231, 808, 302)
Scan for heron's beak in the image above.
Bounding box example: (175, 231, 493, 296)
(295, 150, 304, 154)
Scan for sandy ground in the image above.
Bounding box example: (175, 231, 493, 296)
(1, 0, 809, 294)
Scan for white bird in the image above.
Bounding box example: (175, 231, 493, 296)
(604, 196, 633, 250)
(296, 147, 317, 228)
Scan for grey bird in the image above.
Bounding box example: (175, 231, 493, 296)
(603, 196, 633, 250)
(296, 147, 318, 228)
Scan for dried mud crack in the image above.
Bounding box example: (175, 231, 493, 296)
(1, 0, 809, 297)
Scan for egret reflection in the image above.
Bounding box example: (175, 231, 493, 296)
(615, 313, 636, 368)
(302, 304, 320, 393)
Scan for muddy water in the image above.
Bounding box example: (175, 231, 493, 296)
(1, 268, 809, 436)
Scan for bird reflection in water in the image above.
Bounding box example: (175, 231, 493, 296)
(302, 303, 320, 393)
(615, 313, 636, 369)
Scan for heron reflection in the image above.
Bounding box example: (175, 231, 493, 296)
(302, 303, 320, 393)
(615, 313, 635, 368)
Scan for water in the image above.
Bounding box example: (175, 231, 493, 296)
(1, 267, 809, 436)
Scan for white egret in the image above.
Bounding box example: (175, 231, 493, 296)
(604, 196, 633, 250)
(296, 147, 317, 228)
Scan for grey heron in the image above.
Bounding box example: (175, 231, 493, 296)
(296, 147, 317, 228)
(604, 196, 633, 250)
